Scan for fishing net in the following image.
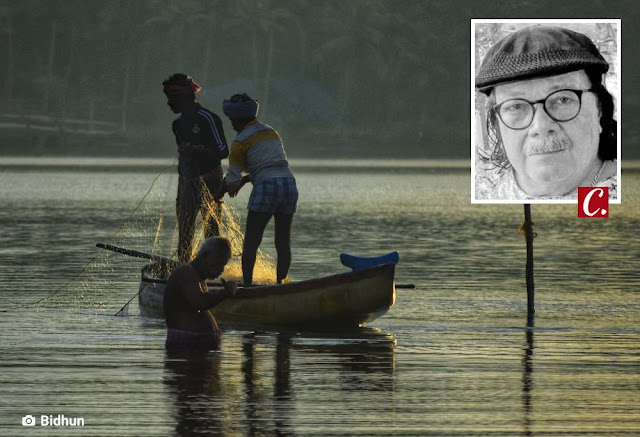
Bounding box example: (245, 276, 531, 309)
(18, 165, 277, 316)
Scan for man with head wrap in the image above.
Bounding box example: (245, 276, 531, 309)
(219, 93, 298, 286)
(475, 25, 617, 200)
(163, 73, 229, 262)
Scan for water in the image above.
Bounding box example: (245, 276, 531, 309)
(0, 158, 638, 436)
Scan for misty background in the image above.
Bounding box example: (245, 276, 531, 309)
(1, 0, 638, 159)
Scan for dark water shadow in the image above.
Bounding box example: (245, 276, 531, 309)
(163, 328, 396, 436)
(293, 328, 397, 390)
(241, 332, 295, 437)
(522, 318, 535, 437)
(240, 328, 396, 436)
(164, 352, 226, 436)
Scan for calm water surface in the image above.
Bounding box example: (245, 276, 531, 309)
(0, 158, 638, 436)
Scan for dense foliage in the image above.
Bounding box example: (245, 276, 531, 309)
(0, 0, 637, 158)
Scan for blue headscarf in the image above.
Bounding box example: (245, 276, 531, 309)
(222, 93, 259, 119)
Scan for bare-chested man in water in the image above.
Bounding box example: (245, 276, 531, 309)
(164, 237, 238, 353)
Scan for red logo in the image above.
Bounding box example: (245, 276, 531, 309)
(578, 187, 609, 218)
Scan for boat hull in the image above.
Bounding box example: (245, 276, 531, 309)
(138, 263, 396, 330)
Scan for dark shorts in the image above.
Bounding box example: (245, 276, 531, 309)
(248, 177, 298, 214)
(165, 328, 221, 353)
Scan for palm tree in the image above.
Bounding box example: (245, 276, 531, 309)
(312, 1, 386, 128)
(98, 0, 137, 132)
(144, 0, 203, 72)
(189, 0, 238, 87)
(0, 5, 15, 101)
(288, 0, 311, 77)
(41, 20, 57, 113)
(230, 0, 296, 118)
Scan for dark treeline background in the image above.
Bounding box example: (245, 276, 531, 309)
(1, 0, 638, 159)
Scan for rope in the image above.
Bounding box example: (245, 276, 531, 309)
(518, 220, 537, 238)
(0, 164, 177, 313)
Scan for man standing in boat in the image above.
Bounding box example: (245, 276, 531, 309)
(220, 93, 298, 286)
(163, 73, 229, 262)
(164, 237, 238, 353)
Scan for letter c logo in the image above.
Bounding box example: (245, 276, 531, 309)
(578, 187, 609, 218)
(582, 188, 605, 217)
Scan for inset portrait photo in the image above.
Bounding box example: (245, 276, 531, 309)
(471, 20, 621, 204)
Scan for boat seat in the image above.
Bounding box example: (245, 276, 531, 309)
(340, 251, 399, 272)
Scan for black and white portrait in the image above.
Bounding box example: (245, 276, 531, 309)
(471, 20, 621, 203)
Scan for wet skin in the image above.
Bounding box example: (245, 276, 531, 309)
(164, 251, 236, 332)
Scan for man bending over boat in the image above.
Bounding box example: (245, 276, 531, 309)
(220, 93, 298, 286)
(163, 73, 229, 262)
(164, 237, 238, 353)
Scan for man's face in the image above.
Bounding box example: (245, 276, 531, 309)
(167, 97, 182, 114)
(167, 95, 191, 114)
(494, 70, 602, 196)
(202, 252, 230, 279)
(231, 118, 246, 133)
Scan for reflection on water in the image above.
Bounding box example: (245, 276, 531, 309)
(0, 163, 639, 435)
(164, 353, 225, 435)
(241, 333, 294, 436)
(162, 330, 395, 436)
(522, 322, 534, 437)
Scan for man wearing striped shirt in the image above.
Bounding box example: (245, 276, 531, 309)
(163, 74, 229, 262)
(221, 93, 298, 286)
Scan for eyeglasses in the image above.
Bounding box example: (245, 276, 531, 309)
(493, 89, 593, 130)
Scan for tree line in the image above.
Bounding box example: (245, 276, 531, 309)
(1, 0, 637, 158)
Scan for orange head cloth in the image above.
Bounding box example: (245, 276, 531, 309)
(163, 77, 201, 97)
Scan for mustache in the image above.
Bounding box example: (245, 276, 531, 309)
(524, 136, 570, 156)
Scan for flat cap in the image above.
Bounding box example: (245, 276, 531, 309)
(476, 25, 609, 92)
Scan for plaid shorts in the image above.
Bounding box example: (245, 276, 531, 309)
(165, 328, 221, 353)
(248, 177, 298, 214)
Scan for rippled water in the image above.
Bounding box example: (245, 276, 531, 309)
(0, 159, 638, 436)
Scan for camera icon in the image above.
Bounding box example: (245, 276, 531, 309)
(22, 415, 37, 426)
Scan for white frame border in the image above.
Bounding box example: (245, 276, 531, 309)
(470, 18, 622, 205)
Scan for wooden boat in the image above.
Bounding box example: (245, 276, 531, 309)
(138, 262, 396, 330)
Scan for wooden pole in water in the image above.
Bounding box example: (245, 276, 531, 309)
(523, 204, 535, 321)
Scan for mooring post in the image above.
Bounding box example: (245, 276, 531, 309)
(523, 204, 535, 321)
